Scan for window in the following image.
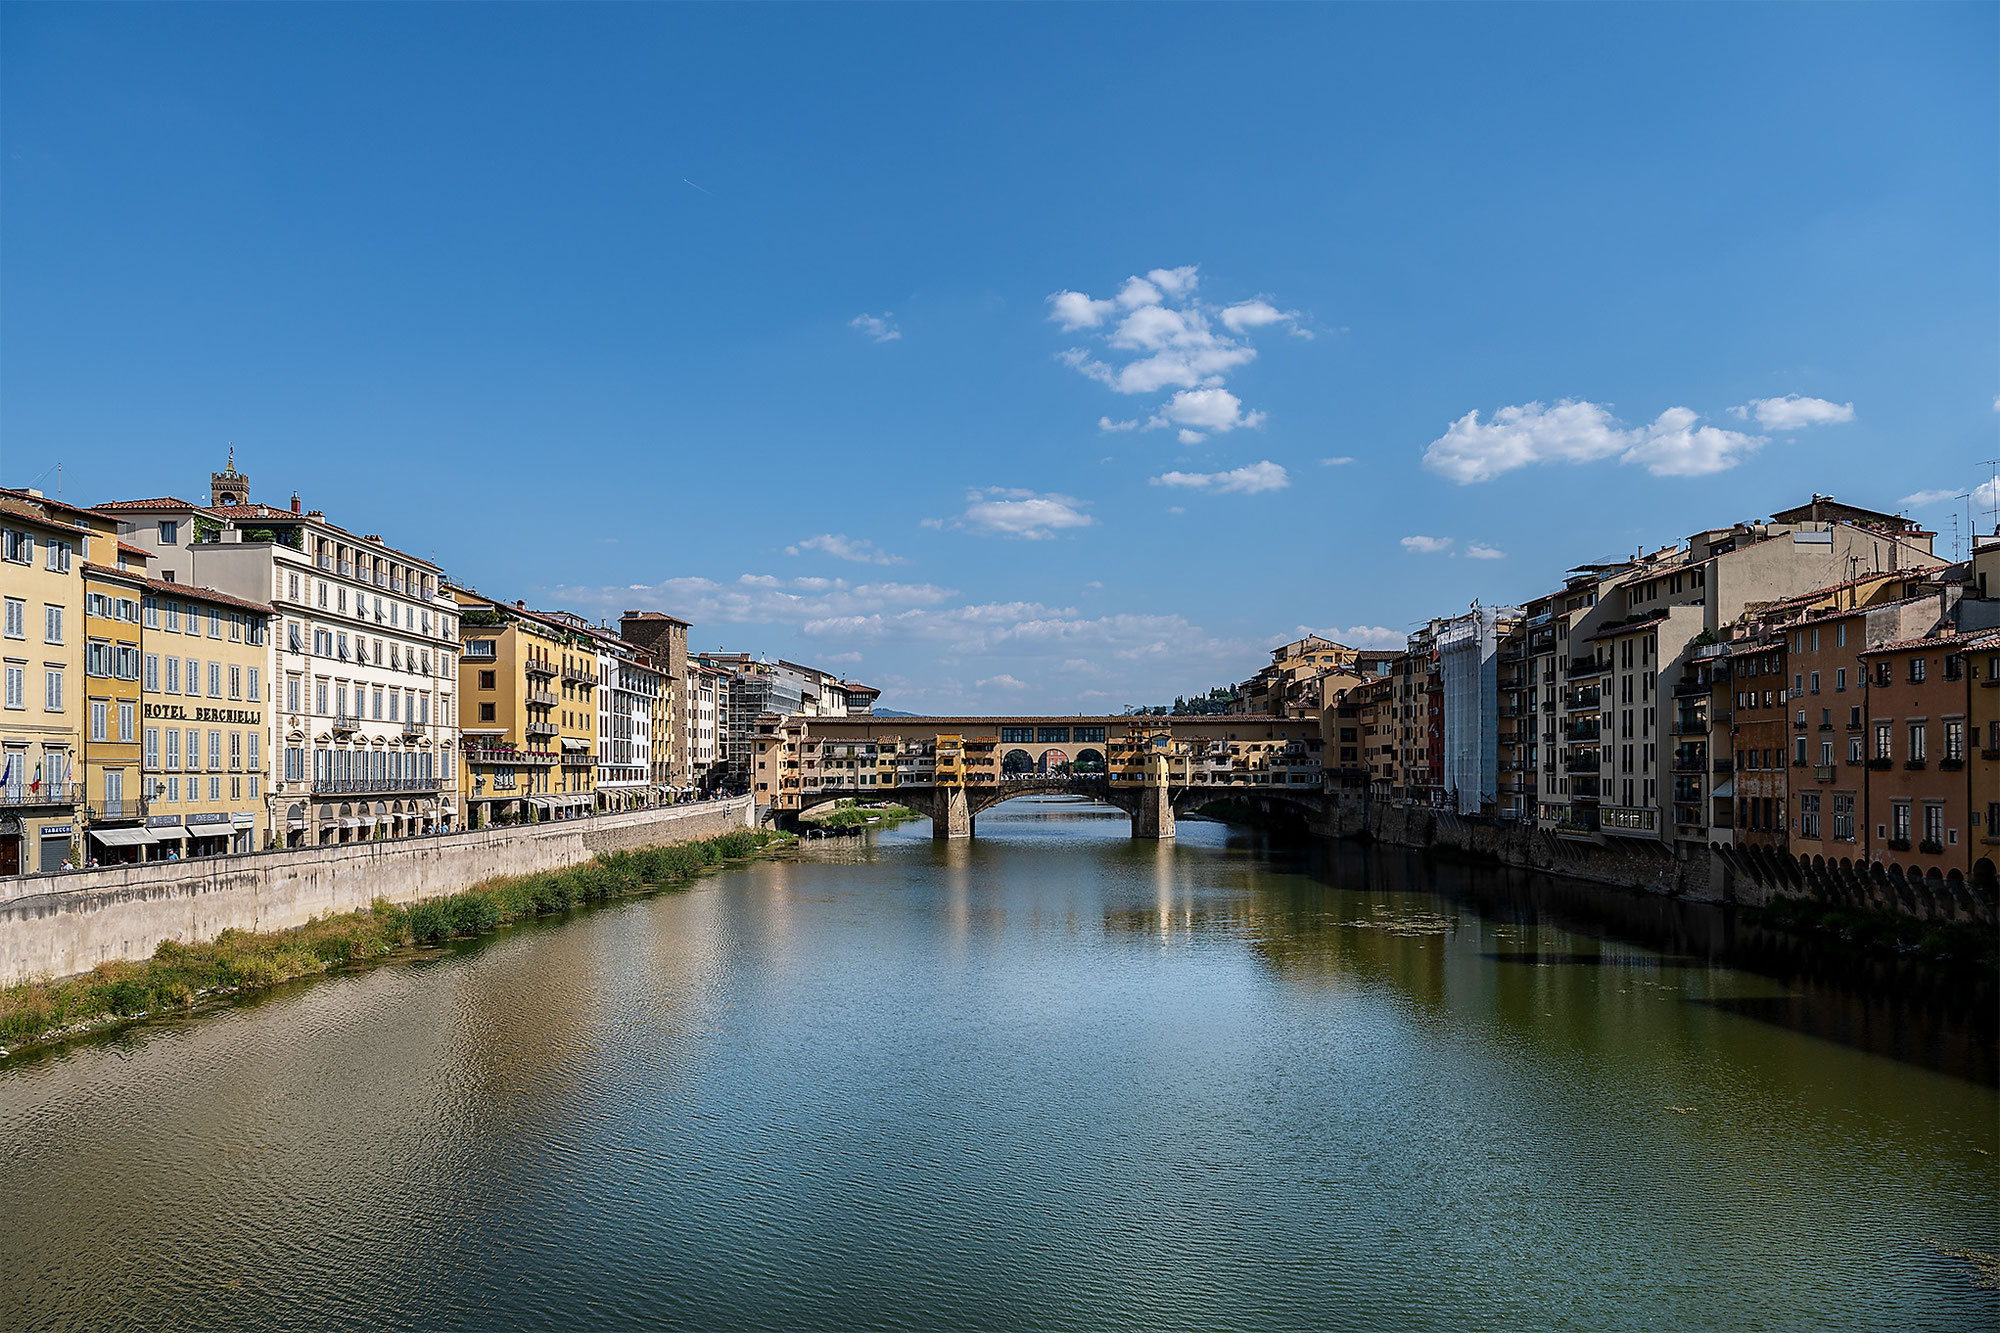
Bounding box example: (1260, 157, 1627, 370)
(1832, 793, 1854, 842)
(4, 666, 22, 709)
(3, 599, 21, 638)
(1800, 793, 1821, 839)
(164, 657, 180, 694)
(45, 541, 72, 573)
(208, 730, 222, 770)
(44, 605, 62, 644)
(479, 670, 496, 690)
(159, 520, 178, 544)
(1891, 801, 1911, 843)
(373, 687, 384, 720)
(479, 703, 497, 722)
(165, 729, 180, 769)
(207, 609, 221, 639)
(287, 572, 300, 602)
(144, 654, 159, 691)
(1, 529, 30, 562)
(1809, 671, 1820, 694)
(144, 728, 159, 768)
(1907, 723, 1926, 763)
(208, 662, 223, 698)
(229, 665, 243, 700)
(1909, 658, 1926, 684)
(119, 702, 134, 743)
(315, 681, 328, 715)
(229, 732, 242, 770)
(1874, 722, 1892, 760)
(91, 700, 107, 742)
(45, 669, 62, 711)
(1794, 737, 1807, 766)
(1836, 623, 1847, 648)
(185, 729, 199, 772)
(287, 676, 300, 713)
(1944, 719, 1964, 761)
(1924, 804, 1944, 847)
(248, 667, 260, 700)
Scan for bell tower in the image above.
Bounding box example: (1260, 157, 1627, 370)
(210, 445, 249, 508)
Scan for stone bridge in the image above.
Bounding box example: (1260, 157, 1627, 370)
(791, 776, 1329, 840)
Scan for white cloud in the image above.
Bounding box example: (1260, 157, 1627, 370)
(1098, 416, 1140, 433)
(1320, 456, 1356, 466)
(784, 533, 907, 566)
(1735, 394, 1855, 430)
(1048, 264, 1299, 430)
(1423, 398, 1764, 483)
(1049, 290, 1116, 330)
(1147, 266, 1200, 299)
(543, 574, 957, 625)
(821, 651, 863, 664)
(1219, 299, 1303, 335)
(1151, 461, 1290, 495)
(849, 312, 901, 343)
(1621, 407, 1763, 477)
(1149, 386, 1265, 435)
(1981, 478, 2000, 510)
(940, 487, 1096, 540)
(1326, 625, 1406, 649)
(977, 673, 1029, 691)
(1177, 429, 1205, 445)
(1466, 543, 1506, 560)
(1900, 489, 1960, 508)
(1401, 535, 1453, 553)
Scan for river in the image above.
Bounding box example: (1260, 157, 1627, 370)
(1, 798, 1994, 1331)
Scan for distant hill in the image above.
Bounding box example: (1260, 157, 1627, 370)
(872, 708, 922, 717)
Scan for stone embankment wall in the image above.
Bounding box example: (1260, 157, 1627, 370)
(0, 798, 754, 986)
(1307, 792, 1995, 926)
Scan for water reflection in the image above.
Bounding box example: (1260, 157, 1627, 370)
(0, 797, 1993, 1333)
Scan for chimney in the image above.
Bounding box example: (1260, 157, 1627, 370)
(516, 600, 526, 609)
(290, 493, 302, 514)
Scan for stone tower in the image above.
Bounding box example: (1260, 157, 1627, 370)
(210, 446, 250, 508)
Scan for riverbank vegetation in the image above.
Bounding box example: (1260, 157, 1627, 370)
(0, 828, 787, 1053)
(800, 799, 920, 829)
(1745, 895, 1998, 972)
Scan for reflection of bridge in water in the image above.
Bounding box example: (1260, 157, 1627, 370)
(752, 714, 1332, 839)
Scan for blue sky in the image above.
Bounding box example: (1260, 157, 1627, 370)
(4, 4, 1994, 712)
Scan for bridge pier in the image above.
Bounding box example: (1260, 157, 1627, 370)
(1132, 784, 1175, 840)
(932, 786, 972, 840)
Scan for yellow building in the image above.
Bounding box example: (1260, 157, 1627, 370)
(0, 489, 87, 874)
(79, 555, 148, 861)
(454, 591, 596, 827)
(138, 579, 275, 858)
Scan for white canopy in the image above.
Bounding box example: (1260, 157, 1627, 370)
(90, 827, 158, 847)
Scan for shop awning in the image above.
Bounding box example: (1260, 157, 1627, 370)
(528, 796, 556, 810)
(561, 738, 590, 752)
(340, 817, 362, 829)
(90, 827, 159, 847)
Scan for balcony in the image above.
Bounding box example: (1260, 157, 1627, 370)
(310, 777, 442, 795)
(563, 665, 599, 686)
(332, 713, 361, 734)
(1566, 659, 1605, 680)
(1563, 721, 1601, 742)
(0, 784, 72, 807)
(1670, 757, 1705, 774)
(1671, 718, 1709, 736)
(527, 689, 560, 707)
(1814, 764, 1835, 783)
(1904, 759, 1927, 770)
(1919, 839, 1944, 856)
(1712, 758, 1733, 774)
(524, 722, 560, 740)
(1564, 757, 1600, 774)
(524, 660, 557, 678)
(1673, 680, 1717, 697)
(562, 753, 595, 767)
(1564, 691, 1601, 713)
(89, 798, 148, 820)
(1940, 757, 1965, 771)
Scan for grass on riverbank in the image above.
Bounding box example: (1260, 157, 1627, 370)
(801, 799, 920, 829)
(0, 828, 788, 1052)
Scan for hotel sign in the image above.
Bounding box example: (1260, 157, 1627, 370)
(144, 704, 262, 725)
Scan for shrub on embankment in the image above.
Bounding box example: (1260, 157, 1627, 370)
(0, 828, 781, 1050)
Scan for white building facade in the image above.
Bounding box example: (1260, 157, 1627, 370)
(97, 458, 461, 845)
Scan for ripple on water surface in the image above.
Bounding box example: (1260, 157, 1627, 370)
(0, 798, 1994, 1332)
